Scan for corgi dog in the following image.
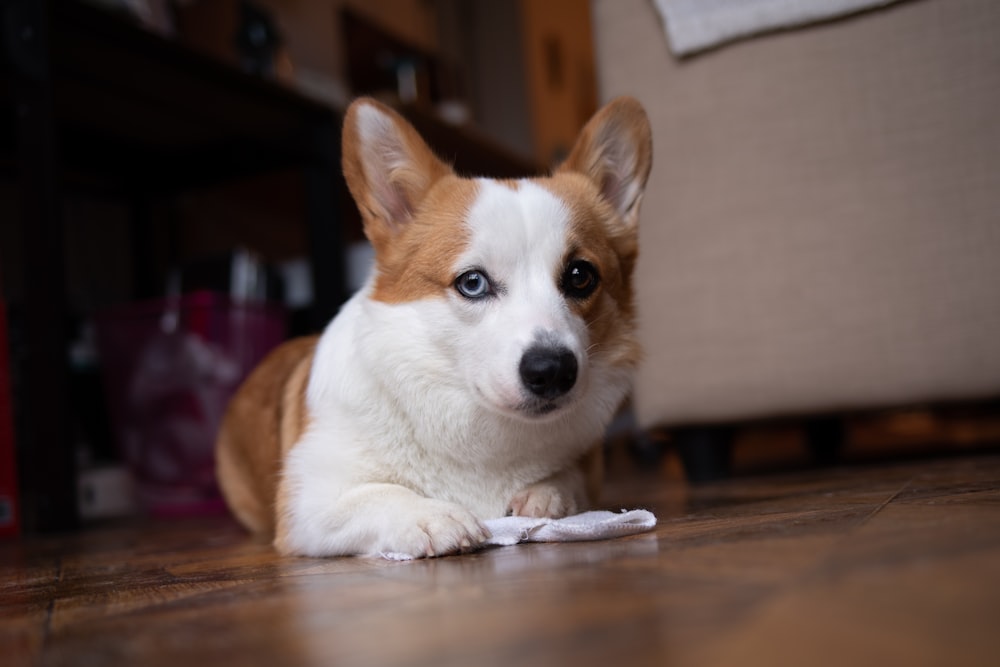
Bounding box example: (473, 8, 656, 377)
(215, 96, 652, 558)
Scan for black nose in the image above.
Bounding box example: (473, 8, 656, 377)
(519, 346, 578, 399)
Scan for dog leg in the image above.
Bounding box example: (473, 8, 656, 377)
(276, 482, 490, 558)
(508, 466, 589, 519)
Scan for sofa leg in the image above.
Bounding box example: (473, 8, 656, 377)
(675, 427, 734, 482)
(804, 416, 845, 466)
(629, 429, 668, 468)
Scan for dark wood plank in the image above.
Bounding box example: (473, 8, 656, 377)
(2, 454, 999, 667)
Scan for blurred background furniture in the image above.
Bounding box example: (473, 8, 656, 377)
(1, 0, 348, 532)
(591, 0, 1000, 479)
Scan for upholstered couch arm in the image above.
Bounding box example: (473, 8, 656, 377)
(592, 0, 1000, 430)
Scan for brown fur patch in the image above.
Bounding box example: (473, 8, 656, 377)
(536, 172, 642, 369)
(370, 176, 480, 304)
(341, 100, 453, 252)
(557, 96, 653, 230)
(215, 336, 316, 536)
(580, 444, 605, 505)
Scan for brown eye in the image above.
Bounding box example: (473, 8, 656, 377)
(561, 260, 599, 299)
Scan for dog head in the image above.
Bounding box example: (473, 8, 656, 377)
(342, 97, 652, 421)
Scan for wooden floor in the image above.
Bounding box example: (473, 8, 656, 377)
(4, 452, 1000, 667)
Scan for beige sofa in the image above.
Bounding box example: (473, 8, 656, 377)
(591, 0, 1000, 475)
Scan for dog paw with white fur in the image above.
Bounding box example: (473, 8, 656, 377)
(507, 483, 577, 519)
(381, 499, 490, 558)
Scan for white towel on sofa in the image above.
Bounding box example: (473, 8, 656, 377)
(653, 0, 908, 56)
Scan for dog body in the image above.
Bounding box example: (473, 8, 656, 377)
(216, 97, 652, 557)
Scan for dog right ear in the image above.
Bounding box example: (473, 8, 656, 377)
(557, 96, 652, 232)
(342, 98, 453, 245)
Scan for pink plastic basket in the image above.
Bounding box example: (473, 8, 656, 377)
(96, 291, 286, 517)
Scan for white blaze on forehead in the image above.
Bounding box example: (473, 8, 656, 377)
(460, 179, 570, 285)
(454, 178, 588, 415)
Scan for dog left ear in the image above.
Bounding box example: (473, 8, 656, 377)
(342, 98, 452, 245)
(558, 97, 652, 230)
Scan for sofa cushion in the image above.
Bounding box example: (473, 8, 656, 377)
(592, 0, 1000, 426)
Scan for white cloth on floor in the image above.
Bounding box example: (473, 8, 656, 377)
(380, 509, 657, 561)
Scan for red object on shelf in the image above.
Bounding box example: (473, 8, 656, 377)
(95, 291, 285, 517)
(0, 296, 20, 538)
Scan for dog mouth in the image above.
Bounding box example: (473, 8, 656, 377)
(511, 373, 588, 420)
(534, 401, 560, 416)
(519, 397, 567, 419)
(474, 385, 576, 421)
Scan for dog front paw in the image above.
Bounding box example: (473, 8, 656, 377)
(508, 483, 577, 519)
(382, 499, 490, 558)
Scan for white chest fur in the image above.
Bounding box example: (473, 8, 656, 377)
(294, 288, 629, 521)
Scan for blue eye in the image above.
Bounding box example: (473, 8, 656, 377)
(455, 269, 493, 299)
